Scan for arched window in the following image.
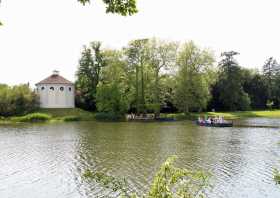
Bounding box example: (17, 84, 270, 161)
(41, 86, 45, 91)
(60, 87, 64, 91)
(69, 87, 72, 92)
(50, 87, 54, 91)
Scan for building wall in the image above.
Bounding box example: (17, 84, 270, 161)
(36, 84, 75, 108)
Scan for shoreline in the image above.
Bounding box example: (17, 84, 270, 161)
(1, 109, 280, 124)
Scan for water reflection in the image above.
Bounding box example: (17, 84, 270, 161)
(0, 120, 280, 198)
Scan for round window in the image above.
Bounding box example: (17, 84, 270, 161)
(50, 87, 54, 91)
(41, 86, 45, 90)
(60, 87, 64, 91)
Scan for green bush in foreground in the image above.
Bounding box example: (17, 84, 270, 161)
(83, 156, 210, 198)
(274, 169, 280, 185)
(62, 116, 81, 122)
(12, 113, 51, 122)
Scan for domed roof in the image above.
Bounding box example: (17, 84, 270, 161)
(36, 71, 73, 85)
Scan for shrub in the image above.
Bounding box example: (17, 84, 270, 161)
(96, 83, 128, 117)
(12, 113, 51, 122)
(62, 116, 81, 122)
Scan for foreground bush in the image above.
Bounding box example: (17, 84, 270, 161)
(83, 156, 210, 198)
(274, 169, 280, 185)
(12, 113, 51, 122)
(0, 84, 39, 117)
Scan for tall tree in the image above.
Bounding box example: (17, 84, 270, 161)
(212, 51, 250, 111)
(148, 39, 178, 117)
(242, 69, 268, 109)
(263, 57, 280, 101)
(125, 39, 149, 114)
(75, 41, 106, 111)
(96, 49, 129, 117)
(174, 41, 215, 114)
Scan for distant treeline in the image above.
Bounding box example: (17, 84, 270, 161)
(75, 38, 280, 118)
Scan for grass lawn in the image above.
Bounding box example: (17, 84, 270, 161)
(37, 108, 95, 121)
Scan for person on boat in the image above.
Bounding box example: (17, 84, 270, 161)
(198, 116, 202, 123)
(206, 117, 211, 124)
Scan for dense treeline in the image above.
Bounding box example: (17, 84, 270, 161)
(75, 38, 280, 118)
(0, 84, 39, 117)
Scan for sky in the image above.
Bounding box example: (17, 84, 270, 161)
(0, 0, 280, 86)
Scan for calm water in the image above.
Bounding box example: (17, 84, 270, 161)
(1, 119, 280, 198)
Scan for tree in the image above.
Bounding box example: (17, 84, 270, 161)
(263, 57, 280, 100)
(78, 0, 138, 16)
(212, 51, 250, 111)
(125, 39, 149, 114)
(75, 41, 107, 111)
(96, 49, 129, 118)
(242, 69, 268, 109)
(174, 41, 215, 114)
(147, 38, 178, 117)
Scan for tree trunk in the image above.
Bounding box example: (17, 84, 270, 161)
(136, 64, 139, 114)
(154, 69, 160, 118)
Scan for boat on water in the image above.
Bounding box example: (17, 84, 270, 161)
(196, 121, 233, 127)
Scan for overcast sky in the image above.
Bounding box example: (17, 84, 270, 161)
(0, 0, 279, 86)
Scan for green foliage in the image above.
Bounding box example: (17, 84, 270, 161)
(62, 116, 81, 122)
(125, 39, 150, 114)
(274, 169, 280, 185)
(242, 71, 268, 109)
(75, 38, 280, 115)
(210, 51, 251, 111)
(174, 41, 215, 114)
(147, 156, 209, 198)
(83, 156, 210, 198)
(11, 113, 51, 122)
(78, 0, 138, 16)
(0, 84, 39, 117)
(145, 103, 161, 114)
(76, 41, 107, 111)
(96, 83, 128, 116)
(147, 38, 178, 117)
(95, 49, 129, 118)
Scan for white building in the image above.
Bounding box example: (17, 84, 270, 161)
(36, 71, 75, 108)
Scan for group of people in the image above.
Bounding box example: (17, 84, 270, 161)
(198, 116, 225, 124)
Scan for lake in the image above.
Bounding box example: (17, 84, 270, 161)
(0, 118, 280, 198)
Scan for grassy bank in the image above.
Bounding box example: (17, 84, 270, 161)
(0, 108, 95, 124)
(2, 109, 280, 124)
(165, 110, 280, 120)
(37, 108, 95, 121)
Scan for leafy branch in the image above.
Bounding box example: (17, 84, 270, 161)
(78, 0, 138, 16)
(83, 156, 210, 198)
